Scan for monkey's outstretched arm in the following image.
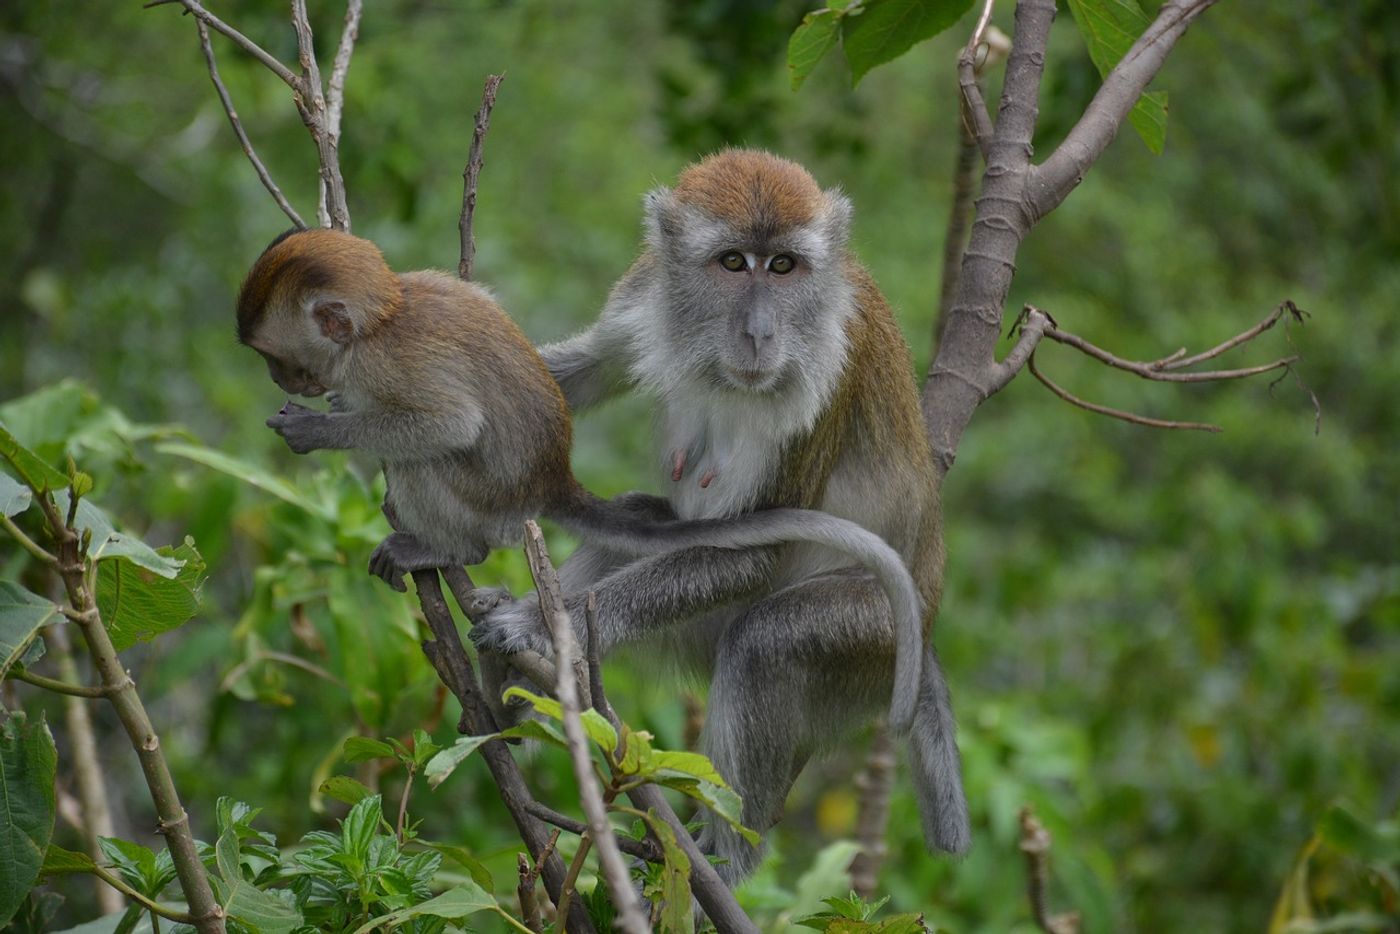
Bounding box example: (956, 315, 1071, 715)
(266, 401, 484, 458)
(539, 258, 657, 410)
(471, 544, 781, 657)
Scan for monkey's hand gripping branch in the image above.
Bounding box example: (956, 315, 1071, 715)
(1003, 300, 1318, 433)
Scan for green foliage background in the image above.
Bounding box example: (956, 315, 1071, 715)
(1, 1, 1397, 931)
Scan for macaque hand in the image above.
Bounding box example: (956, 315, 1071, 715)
(471, 594, 555, 657)
(266, 401, 331, 454)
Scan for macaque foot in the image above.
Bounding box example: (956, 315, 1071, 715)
(470, 594, 555, 657)
(368, 531, 455, 592)
(266, 401, 330, 454)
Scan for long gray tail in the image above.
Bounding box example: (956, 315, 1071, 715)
(552, 490, 924, 734)
(908, 643, 970, 854)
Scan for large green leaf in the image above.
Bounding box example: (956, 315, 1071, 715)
(0, 381, 182, 473)
(503, 685, 619, 753)
(646, 811, 694, 934)
(52, 492, 184, 579)
(97, 539, 206, 653)
(842, 0, 976, 85)
(424, 734, 499, 789)
(157, 442, 334, 520)
(0, 583, 57, 682)
(0, 713, 57, 926)
(788, 7, 843, 90)
(40, 844, 98, 874)
(0, 422, 68, 495)
(212, 824, 303, 934)
(348, 881, 499, 934)
(1065, 0, 1168, 153)
(0, 473, 31, 518)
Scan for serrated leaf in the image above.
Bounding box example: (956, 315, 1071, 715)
(0, 473, 31, 518)
(843, 0, 977, 85)
(319, 776, 374, 806)
(411, 728, 442, 768)
(0, 714, 57, 926)
(157, 442, 334, 520)
(98, 838, 158, 894)
(0, 422, 68, 494)
(342, 736, 396, 763)
(654, 776, 759, 846)
(789, 8, 843, 90)
(341, 795, 382, 861)
(348, 882, 498, 934)
(98, 540, 205, 653)
(424, 735, 497, 789)
(0, 583, 58, 683)
(222, 878, 303, 934)
(1065, 0, 1169, 153)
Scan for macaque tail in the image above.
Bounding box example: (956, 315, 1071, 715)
(908, 643, 971, 855)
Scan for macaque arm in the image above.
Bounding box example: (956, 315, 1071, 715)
(539, 258, 657, 411)
(275, 404, 485, 458)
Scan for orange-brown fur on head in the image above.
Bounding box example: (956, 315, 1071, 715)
(236, 228, 403, 346)
(672, 149, 824, 238)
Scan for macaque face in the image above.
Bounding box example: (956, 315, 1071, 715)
(250, 343, 327, 397)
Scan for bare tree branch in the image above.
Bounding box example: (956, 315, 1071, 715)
(522, 522, 648, 934)
(956, 0, 998, 157)
(194, 19, 306, 229)
(1028, 351, 1222, 432)
(290, 0, 350, 230)
(1030, 0, 1219, 220)
(326, 0, 363, 146)
(460, 74, 505, 281)
(1019, 806, 1081, 934)
(147, 0, 300, 89)
(524, 800, 664, 862)
(848, 723, 895, 900)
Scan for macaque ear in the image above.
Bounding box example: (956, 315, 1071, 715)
(313, 301, 354, 344)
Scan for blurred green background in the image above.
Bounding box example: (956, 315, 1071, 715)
(2, 1, 1397, 931)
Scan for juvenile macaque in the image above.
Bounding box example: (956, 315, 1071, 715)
(472, 149, 970, 882)
(235, 227, 928, 732)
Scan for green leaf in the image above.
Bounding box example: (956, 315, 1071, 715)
(341, 795, 382, 862)
(222, 879, 303, 934)
(342, 736, 397, 763)
(347, 881, 498, 934)
(0, 472, 31, 517)
(0, 583, 58, 682)
(1317, 804, 1400, 864)
(411, 728, 442, 768)
(0, 713, 57, 926)
(652, 775, 759, 846)
(156, 442, 334, 520)
(0, 422, 69, 494)
(645, 811, 694, 934)
(1065, 0, 1169, 153)
(319, 775, 374, 806)
(417, 841, 494, 890)
(842, 0, 976, 85)
(424, 735, 497, 789)
(52, 492, 184, 579)
(98, 838, 159, 895)
(50, 910, 155, 934)
(789, 8, 842, 90)
(97, 539, 206, 653)
(648, 749, 727, 785)
(503, 685, 619, 753)
(40, 844, 98, 874)
(497, 719, 569, 749)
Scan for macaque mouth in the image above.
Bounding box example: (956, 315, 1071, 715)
(722, 365, 780, 390)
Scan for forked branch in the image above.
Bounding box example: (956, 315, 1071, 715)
(1012, 301, 1314, 432)
(1019, 806, 1081, 934)
(460, 74, 505, 281)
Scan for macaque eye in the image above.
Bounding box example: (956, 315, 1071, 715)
(768, 254, 796, 275)
(719, 251, 747, 272)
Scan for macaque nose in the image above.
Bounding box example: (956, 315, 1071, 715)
(743, 308, 776, 358)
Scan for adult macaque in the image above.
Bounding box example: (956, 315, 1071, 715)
(234, 226, 930, 735)
(473, 149, 970, 883)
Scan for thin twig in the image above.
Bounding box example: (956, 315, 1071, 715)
(582, 607, 760, 934)
(1028, 351, 1222, 432)
(1156, 300, 1306, 370)
(524, 800, 663, 862)
(410, 569, 595, 934)
(518, 853, 543, 932)
(290, 0, 350, 230)
(1, 513, 57, 564)
(522, 522, 647, 934)
(848, 722, 895, 900)
(195, 18, 305, 229)
(395, 769, 414, 844)
(148, 0, 300, 89)
(326, 0, 363, 146)
(459, 73, 504, 281)
(555, 833, 594, 930)
(8, 666, 115, 698)
(1018, 806, 1081, 934)
(1045, 329, 1297, 382)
